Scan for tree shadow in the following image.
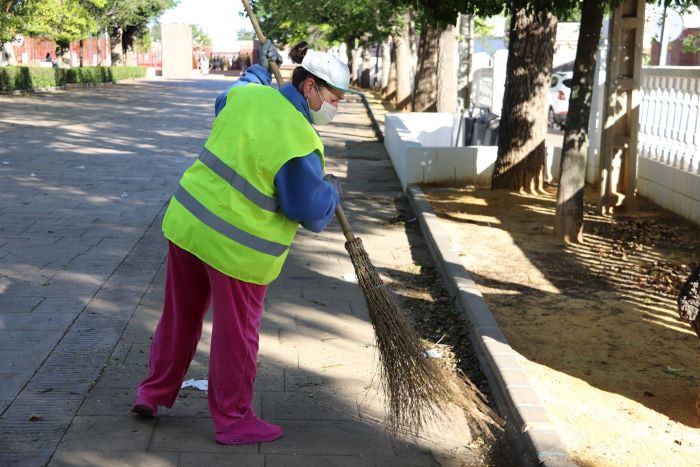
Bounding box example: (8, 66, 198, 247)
(425, 185, 700, 428)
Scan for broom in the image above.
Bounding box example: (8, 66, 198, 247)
(241, 0, 503, 438)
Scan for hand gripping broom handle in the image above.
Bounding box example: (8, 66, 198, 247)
(241, 0, 284, 86)
(241, 0, 357, 243)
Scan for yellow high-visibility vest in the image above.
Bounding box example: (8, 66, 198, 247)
(162, 84, 324, 284)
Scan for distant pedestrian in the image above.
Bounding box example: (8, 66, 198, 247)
(45, 52, 52, 63)
(131, 41, 351, 445)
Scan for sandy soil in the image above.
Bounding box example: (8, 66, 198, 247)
(424, 186, 700, 467)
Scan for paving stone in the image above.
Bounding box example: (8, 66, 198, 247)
(77, 386, 136, 416)
(91, 364, 150, 390)
(0, 310, 79, 330)
(264, 453, 438, 467)
(150, 417, 258, 453)
(259, 420, 395, 455)
(53, 415, 154, 451)
(178, 453, 264, 466)
(261, 390, 359, 422)
(252, 363, 284, 392)
(0, 349, 52, 373)
(0, 295, 44, 314)
(49, 451, 180, 467)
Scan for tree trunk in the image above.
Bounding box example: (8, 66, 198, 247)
(351, 46, 361, 85)
(458, 14, 472, 109)
(79, 39, 84, 67)
(97, 33, 102, 66)
(554, 0, 605, 243)
(123, 26, 138, 67)
(491, 7, 557, 192)
(2, 41, 16, 65)
(373, 42, 380, 89)
(413, 23, 439, 112)
(408, 13, 417, 92)
(111, 27, 123, 65)
(345, 37, 354, 81)
(437, 24, 458, 112)
(360, 46, 371, 88)
(394, 11, 413, 111)
(380, 36, 392, 93)
(56, 41, 69, 68)
(385, 42, 397, 104)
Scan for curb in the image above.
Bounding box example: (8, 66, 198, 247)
(356, 90, 384, 143)
(355, 95, 575, 466)
(408, 187, 575, 467)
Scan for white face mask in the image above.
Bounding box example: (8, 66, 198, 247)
(308, 84, 338, 125)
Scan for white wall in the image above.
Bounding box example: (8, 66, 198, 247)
(384, 113, 561, 190)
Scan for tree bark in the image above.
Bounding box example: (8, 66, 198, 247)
(360, 46, 371, 88)
(373, 42, 380, 88)
(492, 7, 557, 192)
(123, 26, 138, 67)
(345, 37, 355, 82)
(554, 0, 605, 243)
(394, 11, 413, 111)
(351, 45, 361, 85)
(2, 41, 16, 65)
(111, 27, 123, 65)
(385, 41, 397, 104)
(458, 14, 472, 109)
(437, 24, 457, 112)
(380, 36, 392, 93)
(413, 23, 439, 112)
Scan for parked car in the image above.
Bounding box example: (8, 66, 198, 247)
(548, 71, 572, 130)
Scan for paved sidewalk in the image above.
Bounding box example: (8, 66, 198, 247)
(1, 79, 479, 466)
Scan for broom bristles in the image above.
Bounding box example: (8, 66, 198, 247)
(345, 237, 503, 438)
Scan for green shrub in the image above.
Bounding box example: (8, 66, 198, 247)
(0, 66, 147, 93)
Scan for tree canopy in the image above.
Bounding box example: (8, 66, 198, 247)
(1, 0, 107, 43)
(1, 0, 175, 51)
(250, 0, 399, 48)
(191, 24, 211, 46)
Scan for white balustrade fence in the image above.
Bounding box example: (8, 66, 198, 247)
(636, 67, 700, 224)
(639, 68, 700, 174)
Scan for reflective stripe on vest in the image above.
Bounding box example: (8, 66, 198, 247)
(173, 185, 288, 257)
(162, 84, 324, 284)
(197, 147, 279, 213)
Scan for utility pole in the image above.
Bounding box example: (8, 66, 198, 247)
(659, 3, 669, 66)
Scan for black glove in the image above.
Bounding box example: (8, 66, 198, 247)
(259, 39, 283, 71)
(323, 173, 342, 197)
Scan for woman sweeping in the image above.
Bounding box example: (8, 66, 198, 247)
(131, 42, 349, 445)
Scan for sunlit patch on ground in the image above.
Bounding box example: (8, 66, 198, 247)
(425, 185, 700, 466)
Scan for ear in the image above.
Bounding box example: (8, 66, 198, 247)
(301, 78, 315, 99)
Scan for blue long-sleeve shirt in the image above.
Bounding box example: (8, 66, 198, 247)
(214, 65, 339, 232)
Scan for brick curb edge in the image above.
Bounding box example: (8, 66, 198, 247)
(406, 187, 575, 467)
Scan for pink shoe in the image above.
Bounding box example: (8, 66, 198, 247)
(215, 417, 284, 445)
(131, 399, 158, 418)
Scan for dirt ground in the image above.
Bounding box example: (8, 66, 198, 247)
(423, 185, 700, 467)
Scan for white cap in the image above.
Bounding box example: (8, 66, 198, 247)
(300, 50, 354, 94)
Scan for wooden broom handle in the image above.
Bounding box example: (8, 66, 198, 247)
(241, 0, 356, 242)
(334, 205, 356, 241)
(241, 0, 284, 86)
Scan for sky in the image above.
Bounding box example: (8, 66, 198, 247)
(158, 0, 254, 51)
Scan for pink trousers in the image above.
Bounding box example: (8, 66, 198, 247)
(136, 241, 267, 435)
